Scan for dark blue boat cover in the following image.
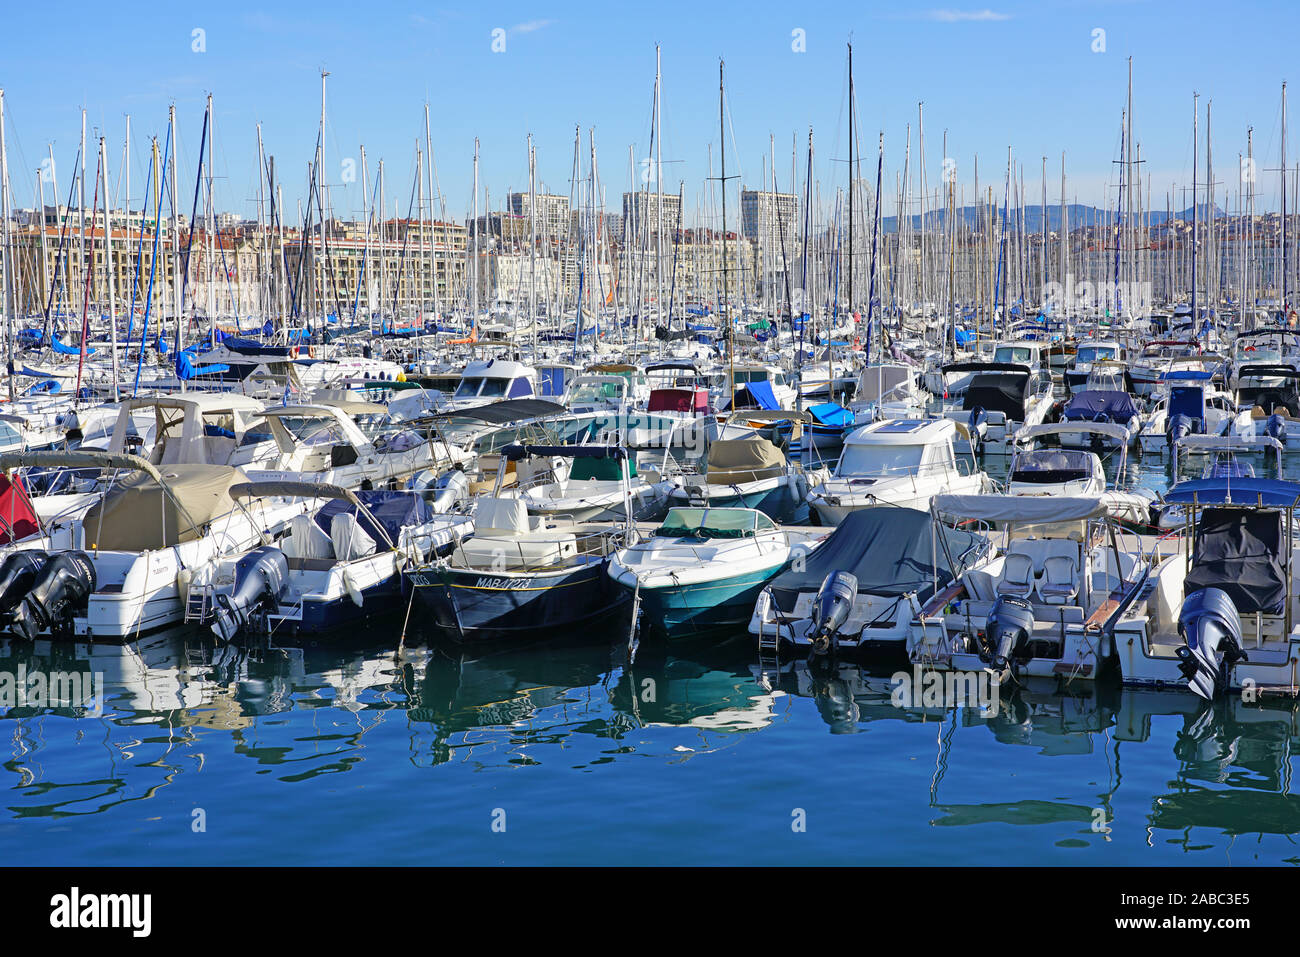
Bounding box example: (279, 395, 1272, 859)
(1062, 390, 1139, 424)
(314, 490, 433, 548)
(765, 508, 988, 613)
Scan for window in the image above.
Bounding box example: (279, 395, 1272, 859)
(454, 377, 483, 398)
(836, 443, 925, 477)
(994, 346, 1033, 363)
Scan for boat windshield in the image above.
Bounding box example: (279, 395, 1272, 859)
(835, 443, 925, 477)
(655, 507, 773, 539)
(1010, 450, 1093, 483)
(1076, 346, 1117, 363)
(994, 346, 1034, 363)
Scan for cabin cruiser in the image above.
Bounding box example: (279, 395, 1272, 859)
(807, 418, 987, 525)
(1121, 478, 1300, 698)
(443, 358, 539, 411)
(185, 482, 474, 639)
(1058, 388, 1140, 448)
(404, 445, 634, 642)
(750, 507, 991, 657)
(231, 403, 471, 488)
(1129, 340, 1212, 397)
(907, 494, 1155, 682)
(608, 506, 822, 638)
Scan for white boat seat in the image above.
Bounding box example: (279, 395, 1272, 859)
(283, 513, 334, 560)
(458, 532, 579, 570)
(331, 512, 378, 561)
(1038, 555, 1079, 605)
(997, 552, 1035, 598)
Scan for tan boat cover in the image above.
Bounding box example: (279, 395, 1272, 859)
(705, 438, 787, 485)
(81, 464, 251, 551)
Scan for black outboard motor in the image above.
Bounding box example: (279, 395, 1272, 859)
(1166, 412, 1202, 449)
(966, 407, 987, 451)
(8, 551, 97, 641)
(1177, 587, 1245, 700)
(0, 550, 48, 616)
(210, 546, 289, 642)
(808, 571, 858, 656)
(1266, 413, 1288, 446)
(982, 595, 1035, 671)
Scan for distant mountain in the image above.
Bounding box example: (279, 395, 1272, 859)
(881, 202, 1226, 233)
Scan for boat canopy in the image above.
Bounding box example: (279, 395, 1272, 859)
(1016, 421, 1130, 445)
(766, 508, 987, 613)
(806, 402, 855, 427)
(934, 493, 1109, 524)
(500, 443, 627, 461)
(705, 438, 786, 485)
(647, 388, 709, 414)
(1185, 507, 1287, 615)
(655, 507, 775, 539)
(1162, 476, 1300, 507)
(424, 398, 567, 424)
(81, 464, 249, 551)
(962, 372, 1030, 419)
(1062, 390, 1140, 424)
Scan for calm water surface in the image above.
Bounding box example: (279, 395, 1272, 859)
(5, 444, 1300, 866)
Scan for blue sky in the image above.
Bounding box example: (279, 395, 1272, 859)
(1, 0, 1294, 224)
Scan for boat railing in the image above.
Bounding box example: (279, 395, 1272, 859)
(446, 524, 625, 574)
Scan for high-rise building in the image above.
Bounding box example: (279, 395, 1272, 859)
(621, 191, 682, 241)
(507, 192, 571, 239)
(741, 189, 798, 246)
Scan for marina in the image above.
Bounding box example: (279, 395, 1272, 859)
(1, 0, 1299, 886)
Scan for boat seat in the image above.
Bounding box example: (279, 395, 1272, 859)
(997, 552, 1035, 599)
(458, 531, 579, 571)
(282, 513, 334, 560)
(1038, 555, 1079, 605)
(331, 512, 378, 561)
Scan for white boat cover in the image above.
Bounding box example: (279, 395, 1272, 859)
(934, 493, 1109, 524)
(285, 513, 333, 559)
(330, 512, 377, 561)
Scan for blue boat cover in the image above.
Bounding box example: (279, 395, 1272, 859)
(314, 489, 433, 548)
(739, 380, 779, 410)
(765, 508, 989, 613)
(1062, 390, 1139, 424)
(51, 334, 94, 356)
(807, 402, 855, 427)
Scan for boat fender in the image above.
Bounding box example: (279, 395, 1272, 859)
(343, 568, 364, 608)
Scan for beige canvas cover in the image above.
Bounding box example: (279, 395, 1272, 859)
(705, 438, 787, 485)
(81, 464, 251, 551)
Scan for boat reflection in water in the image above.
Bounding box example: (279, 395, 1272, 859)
(3, 627, 1300, 862)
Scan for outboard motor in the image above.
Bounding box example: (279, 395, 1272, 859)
(430, 468, 470, 514)
(982, 595, 1035, 671)
(8, 551, 97, 641)
(0, 550, 48, 616)
(808, 570, 858, 656)
(966, 407, 987, 450)
(1176, 587, 1245, 700)
(1266, 413, 1288, 446)
(1166, 412, 1202, 449)
(211, 546, 289, 643)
